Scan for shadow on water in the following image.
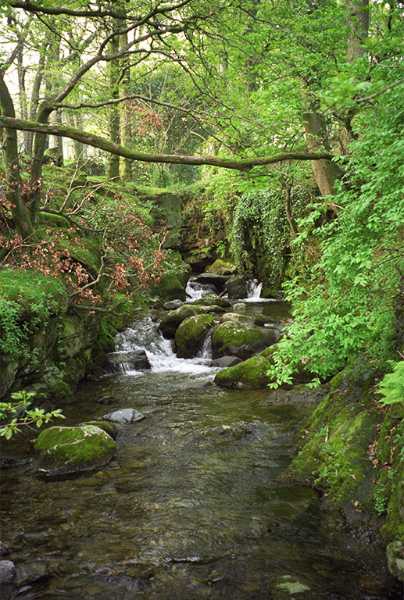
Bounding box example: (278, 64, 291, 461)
(0, 318, 401, 599)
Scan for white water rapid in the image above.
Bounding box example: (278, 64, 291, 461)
(114, 317, 214, 376)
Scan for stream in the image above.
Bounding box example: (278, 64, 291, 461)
(0, 295, 399, 599)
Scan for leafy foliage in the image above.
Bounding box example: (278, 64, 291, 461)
(378, 362, 404, 406)
(0, 390, 64, 440)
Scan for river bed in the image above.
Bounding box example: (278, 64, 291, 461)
(0, 302, 400, 599)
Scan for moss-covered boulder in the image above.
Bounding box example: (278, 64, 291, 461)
(386, 541, 404, 583)
(214, 347, 275, 389)
(160, 304, 224, 338)
(35, 425, 116, 477)
(175, 314, 216, 358)
(225, 276, 249, 299)
(154, 272, 187, 301)
(211, 321, 278, 360)
(205, 259, 236, 275)
(289, 364, 385, 513)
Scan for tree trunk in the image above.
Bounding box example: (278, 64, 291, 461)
(0, 76, 33, 236)
(120, 28, 132, 180)
(16, 44, 30, 155)
(108, 31, 121, 180)
(347, 0, 370, 62)
(26, 42, 47, 157)
(303, 98, 342, 196)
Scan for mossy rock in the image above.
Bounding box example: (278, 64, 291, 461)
(160, 304, 224, 338)
(205, 259, 236, 275)
(0, 268, 68, 316)
(220, 312, 251, 323)
(193, 295, 232, 309)
(214, 347, 275, 389)
(35, 425, 116, 477)
(154, 272, 187, 301)
(386, 541, 404, 582)
(175, 314, 216, 358)
(290, 364, 384, 511)
(211, 321, 278, 360)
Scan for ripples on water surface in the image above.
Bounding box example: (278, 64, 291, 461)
(0, 316, 400, 599)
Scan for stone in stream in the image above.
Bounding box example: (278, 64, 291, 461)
(211, 321, 279, 360)
(212, 355, 242, 368)
(163, 299, 184, 310)
(103, 408, 145, 424)
(0, 560, 16, 600)
(80, 420, 118, 439)
(159, 304, 224, 338)
(0, 543, 10, 557)
(192, 295, 232, 309)
(107, 350, 151, 371)
(192, 273, 229, 293)
(225, 275, 249, 299)
(175, 314, 216, 358)
(35, 425, 116, 477)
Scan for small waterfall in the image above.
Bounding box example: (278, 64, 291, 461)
(247, 279, 263, 300)
(114, 317, 215, 375)
(197, 331, 212, 360)
(186, 279, 216, 302)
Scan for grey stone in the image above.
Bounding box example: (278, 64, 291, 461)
(163, 299, 184, 310)
(0, 561, 16, 584)
(107, 350, 151, 371)
(103, 408, 145, 424)
(212, 356, 242, 368)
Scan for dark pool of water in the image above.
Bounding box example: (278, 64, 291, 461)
(0, 365, 400, 599)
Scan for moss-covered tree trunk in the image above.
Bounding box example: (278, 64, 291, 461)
(0, 76, 33, 236)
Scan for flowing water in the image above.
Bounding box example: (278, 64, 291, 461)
(0, 311, 400, 599)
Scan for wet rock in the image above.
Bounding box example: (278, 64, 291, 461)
(221, 312, 250, 323)
(163, 299, 184, 310)
(0, 561, 16, 584)
(107, 350, 151, 371)
(192, 273, 229, 293)
(0, 560, 16, 600)
(193, 295, 232, 309)
(212, 356, 242, 368)
(81, 420, 119, 439)
(175, 314, 216, 358)
(225, 275, 249, 299)
(233, 302, 247, 312)
(16, 561, 50, 586)
(96, 395, 114, 405)
(35, 425, 116, 477)
(387, 540, 404, 582)
(0, 456, 31, 469)
(215, 347, 275, 389)
(0, 543, 10, 557)
(103, 408, 145, 424)
(160, 304, 224, 338)
(211, 321, 279, 360)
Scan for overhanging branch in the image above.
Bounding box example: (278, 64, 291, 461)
(0, 116, 333, 172)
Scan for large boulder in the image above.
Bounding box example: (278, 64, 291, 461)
(205, 259, 236, 275)
(175, 314, 216, 358)
(35, 425, 116, 477)
(192, 273, 229, 293)
(160, 304, 224, 338)
(214, 347, 275, 389)
(225, 276, 249, 299)
(211, 321, 278, 360)
(154, 272, 187, 301)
